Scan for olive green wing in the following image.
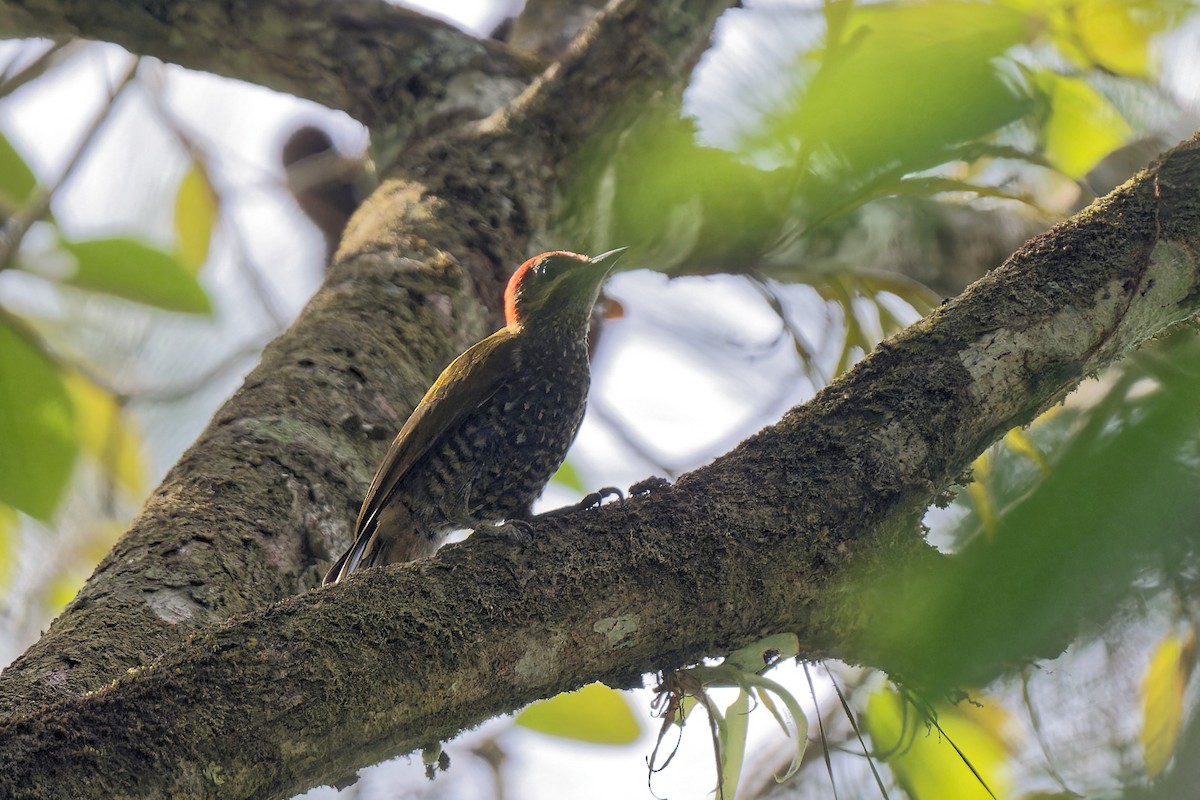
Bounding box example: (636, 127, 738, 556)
(357, 327, 517, 531)
(324, 327, 517, 583)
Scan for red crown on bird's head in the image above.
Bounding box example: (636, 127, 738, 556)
(503, 251, 589, 327)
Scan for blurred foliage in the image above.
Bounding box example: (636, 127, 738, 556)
(1033, 69, 1133, 179)
(864, 329, 1200, 693)
(864, 687, 1014, 800)
(1030, 0, 1190, 78)
(0, 116, 213, 531)
(0, 319, 76, 520)
(567, 0, 1194, 374)
(0, 3, 1198, 797)
(515, 682, 642, 745)
(0, 59, 216, 647)
(549, 458, 588, 494)
(966, 420, 1054, 538)
(173, 162, 218, 272)
(560, 2, 1200, 796)
(0, 497, 17, 590)
(58, 237, 211, 314)
(64, 371, 145, 497)
(750, 1, 1032, 181)
(649, 635, 806, 799)
(1140, 628, 1197, 780)
(0, 132, 36, 210)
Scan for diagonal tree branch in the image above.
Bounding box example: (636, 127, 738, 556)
(2, 129, 1198, 800)
(0, 0, 734, 718)
(0, 0, 536, 137)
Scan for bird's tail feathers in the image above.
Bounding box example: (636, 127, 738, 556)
(322, 506, 438, 586)
(322, 529, 375, 586)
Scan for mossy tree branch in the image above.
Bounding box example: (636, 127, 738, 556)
(2, 129, 1198, 800)
(3, 0, 1200, 794)
(0, 0, 535, 134)
(0, 0, 733, 718)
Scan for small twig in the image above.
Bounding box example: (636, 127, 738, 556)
(138, 63, 293, 329)
(827, 666, 891, 799)
(0, 51, 139, 272)
(1021, 666, 1076, 794)
(747, 274, 829, 386)
(805, 662, 840, 799)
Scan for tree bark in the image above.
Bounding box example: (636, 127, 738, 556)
(3, 128, 1199, 800)
(0, 0, 535, 135)
(0, 0, 732, 738)
(2, 0, 1200, 797)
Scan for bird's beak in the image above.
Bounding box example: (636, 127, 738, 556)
(590, 247, 627, 273)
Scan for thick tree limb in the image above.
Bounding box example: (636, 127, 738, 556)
(2, 130, 1198, 800)
(0, 0, 535, 132)
(0, 0, 732, 718)
(4, 0, 1199, 793)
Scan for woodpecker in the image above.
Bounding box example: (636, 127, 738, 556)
(323, 248, 625, 585)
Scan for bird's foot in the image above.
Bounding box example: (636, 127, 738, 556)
(540, 486, 624, 519)
(474, 519, 534, 547)
(629, 476, 672, 496)
(583, 485, 625, 508)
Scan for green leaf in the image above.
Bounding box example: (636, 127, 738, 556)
(174, 162, 217, 272)
(864, 687, 1012, 800)
(0, 132, 37, 208)
(515, 682, 641, 745)
(748, 673, 809, 782)
(550, 459, 586, 493)
(59, 237, 212, 314)
(754, 1, 1033, 178)
(1140, 629, 1196, 779)
(1033, 71, 1131, 178)
(0, 503, 16, 590)
(0, 322, 77, 519)
(866, 334, 1200, 691)
(717, 689, 750, 800)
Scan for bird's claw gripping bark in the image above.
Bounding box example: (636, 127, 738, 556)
(539, 486, 624, 519)
(578, 485, 624, 509)
(476, 519, 534, 547)
(629, 476, 672, 496)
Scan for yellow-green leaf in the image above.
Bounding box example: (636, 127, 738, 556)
(550, 459, 586, 494)
(760, 0, 1033, 177)
(59, 237, 212, 314)
(1141, 629, 1197, 779)
(968, 452, 998, 538)
(0, 132, 37, 208)
(1069, 0, 1177, 78)
(516, 682, 641, 745)
(865, 687, 1013, 800)
(63, 372, 146, 496)
(1034, 71, 1131, 179)
(174, 162, 218, 272)
(725, 633, 800, 673)
(1003, 428, 1049, 474)
(0, 503, 17, 590)
(0, 322, 77, 520)
(718, 689, 750, 800)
